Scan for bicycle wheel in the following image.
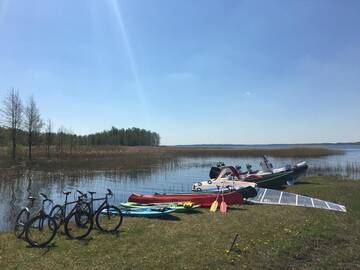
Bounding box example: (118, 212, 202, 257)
(64, 210, 93, 240)
(25, 215, 57, 247)
(14, 209, 30, 238)
(96, 205, 123, 232)
(75, 203, 91, 227)
(49, 204, 64, 229)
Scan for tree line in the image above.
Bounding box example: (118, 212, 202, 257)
(0, 88, 161, 160)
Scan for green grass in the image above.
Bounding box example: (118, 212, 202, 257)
(1, 176, 359, 270)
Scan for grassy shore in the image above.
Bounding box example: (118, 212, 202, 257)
(0, 176, 359, 270)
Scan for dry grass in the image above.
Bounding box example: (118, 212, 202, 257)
(0, 145, 342, 175)
(160, 146, 342, 157)
(0, 145, 342, 159)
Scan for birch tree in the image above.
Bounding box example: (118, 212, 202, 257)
(24, 96, 43, 160)
(45, 119, 54, 158)
(1, 89, 23, 160)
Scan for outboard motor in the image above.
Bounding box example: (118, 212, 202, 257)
(285, 164, 292, 171)
(216, 161, 225, 167)
(209, 162, 225, 179)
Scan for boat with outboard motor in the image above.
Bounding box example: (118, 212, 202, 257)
(193, 166, 294, 191)
(209, 156, 308, 180)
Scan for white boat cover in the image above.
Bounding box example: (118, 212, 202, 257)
(246, 188, 346, 213)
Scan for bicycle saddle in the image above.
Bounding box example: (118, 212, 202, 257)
(28, 196, 37, 201)
(63, 191, 71, 195)
(88, 191, 96, 195)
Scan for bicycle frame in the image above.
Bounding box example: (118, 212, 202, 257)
(29, 194, 53, 230)
(89, 196, 109, 217)
(79, 189, 113, 217)
(21, 197, 36, 217)
(65, 195, 88, 219)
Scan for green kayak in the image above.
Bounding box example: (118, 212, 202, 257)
(120, 201, 201, 213)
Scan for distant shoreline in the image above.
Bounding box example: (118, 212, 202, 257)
(175, 142, 360, 148)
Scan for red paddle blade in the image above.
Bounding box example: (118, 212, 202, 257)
(220, 201, 227, 213)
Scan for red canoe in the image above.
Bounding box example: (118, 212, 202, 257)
(128, 191, 243, 207)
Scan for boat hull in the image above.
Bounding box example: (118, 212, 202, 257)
(248, 171, 294, 188)
(208, 161, 307, 181)
(193, 171, 294, 191)
(128, 191, 243, 207)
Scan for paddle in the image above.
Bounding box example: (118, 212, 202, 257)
(220, 187, 227, 213)
(210, 186, 221, 212)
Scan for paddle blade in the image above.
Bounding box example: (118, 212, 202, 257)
(220, 201, 227, 213)
(210, 200, 219, 212)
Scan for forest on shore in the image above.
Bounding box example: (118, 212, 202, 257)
(0, 89, 160, 161)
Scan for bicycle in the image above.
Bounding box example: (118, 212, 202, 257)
(49, 191, 93, 240)
(22, 194, 58, 247)
(61, 192, 93, 240)
(14, 196, 36, 239)
(49, 191, 73, 228)
(77, 189, 123, 232)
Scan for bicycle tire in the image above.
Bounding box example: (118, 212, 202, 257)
(24, 215, 57, 247)
(96, 205, 123, 232)
(14, 209, 30, 239)
(49, 204, 64, 229)
(75, 203, 91, 227)
(64, 210, 93, 240)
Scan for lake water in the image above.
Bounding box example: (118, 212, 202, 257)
(1, 144, 359, 231)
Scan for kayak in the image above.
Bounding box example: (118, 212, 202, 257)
(128, 191, 243, 207)
(102, 207, 176, 217)
(194, 186, 258, 199)
(120, 202, 201, 213)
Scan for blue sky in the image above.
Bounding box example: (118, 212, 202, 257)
(0, 0, 359, 145)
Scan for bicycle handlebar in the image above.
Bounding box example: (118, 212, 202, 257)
(42, 197, 53, 206)
(40, 193, 48, 200)
(76, 190, 85, 196)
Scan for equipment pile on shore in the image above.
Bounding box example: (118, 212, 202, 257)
(14, 156, 346, 248)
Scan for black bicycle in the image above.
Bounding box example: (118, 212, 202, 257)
(23, 194, 58, 247)
(50, 191, 93, 240)
(14, 196, 36, 239)
(77, 189, 123, 232)
(49, 191, 73, 228)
